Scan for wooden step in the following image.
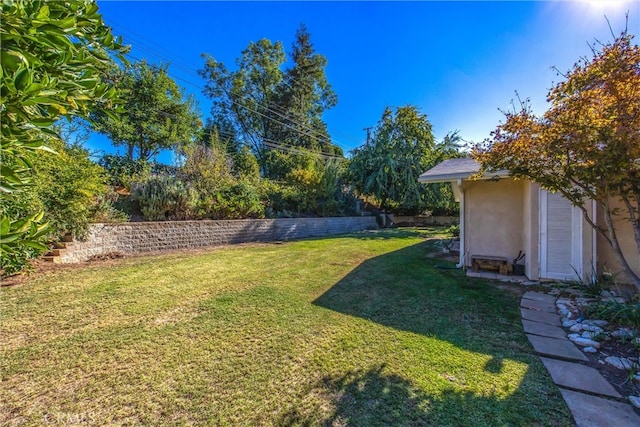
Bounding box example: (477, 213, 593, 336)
(42, 256, 62, 264)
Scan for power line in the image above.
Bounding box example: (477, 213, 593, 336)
(107, 20, 354, 153)
(125, 60, 345, 160)
(124, 51, 345, 157)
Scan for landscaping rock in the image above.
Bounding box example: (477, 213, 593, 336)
(583, 346, 598, 353)
(581, 324, 604, 333)
(583, 319, 608, 327)
(604, 356, 636, 370)
(568, 333, 581, 342)
(573, 337, 600, 348)
(581, 331, 600, 340)
(570, 323, 583, 332)
(563, 319, 578, 328)
(611, 328, 635, 339)
(629, 396, 640, 409)
(634, 375, 640, 383)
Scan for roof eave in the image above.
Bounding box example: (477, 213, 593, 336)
(418, 170, 510, 184)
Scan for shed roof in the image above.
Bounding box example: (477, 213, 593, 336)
(418, 158, 508, 183)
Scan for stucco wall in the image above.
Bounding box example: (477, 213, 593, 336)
(463, 178, 525, 268)
(58, 217, 378, 263)
(597, 197, 640, 283)
(522, 181, 540, 279)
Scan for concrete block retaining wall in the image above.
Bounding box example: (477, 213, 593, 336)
(59, 216, 378, 263)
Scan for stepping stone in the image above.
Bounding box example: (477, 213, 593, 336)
(523, 291, 556, 304)
(560, 389, 640, 427)
(526, 334, 587, 361)
(540, 357, 621, 398)
(522, 319, 567, 340)
(521, 307, 561, 326)
(520, 298, 556, 313)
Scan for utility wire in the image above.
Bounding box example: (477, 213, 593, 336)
(108, 20, 354, 152)
(122, 52, 345, 160)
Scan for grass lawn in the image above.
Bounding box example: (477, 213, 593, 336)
(1, 228, 573, 426)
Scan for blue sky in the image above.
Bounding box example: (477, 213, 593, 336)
(91, 1, 639, 161)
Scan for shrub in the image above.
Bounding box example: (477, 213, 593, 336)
(133, 175, 198, 221)
(1, 139, 112, 275)
(99, 154, 151, 190)
(30, 140, 108, 239)
(91, 192, 131, 223)
(585, 298, 640, 330)
(209, 182, 265, 219)
(447, 224, 460, 238)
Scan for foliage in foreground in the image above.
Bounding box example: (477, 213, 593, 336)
(0, 229, 572, 425)
(0, 130, 123, 275)
(474, 30, 640, 290)
(0, 0, 125, 273)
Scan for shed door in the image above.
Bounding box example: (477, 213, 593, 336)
(540, 190, 582, 281)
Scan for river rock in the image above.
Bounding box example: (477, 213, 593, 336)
(568, 333, 581, 342)
(611, 328, 634, 339)
(563, 319, 578, 328)
(573, 337, 600, 348)
(629, 396, 640, 409)
(581, 331, 600, 340)
(604, 356, 635, 370)
(582, 324, 604, 333)
(583, 319, 608, 327)
(570, 323, 583, 332)
(582, 346, 598, 353)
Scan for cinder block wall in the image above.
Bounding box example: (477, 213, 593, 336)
(59, 217, 378, 263)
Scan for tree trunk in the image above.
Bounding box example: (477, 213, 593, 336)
(602, 202, 640, 292)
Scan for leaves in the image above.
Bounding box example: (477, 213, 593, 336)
(1, 0, 126, 272)
(90, 61, 200, 160)
(474, 31, 640, 288)
(347, 106, 459, 214)
(199, 25, 340, 178)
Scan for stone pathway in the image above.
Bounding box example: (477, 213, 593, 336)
(521, 291, 640, 427)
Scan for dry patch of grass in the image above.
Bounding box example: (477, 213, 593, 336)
(1, 228, 572, 426)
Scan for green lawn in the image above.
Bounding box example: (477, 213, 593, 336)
(1, 228, 572, 426)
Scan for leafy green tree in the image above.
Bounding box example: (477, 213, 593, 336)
(347, 106, 458, 215)
(0, 0, 125, 268)
(200, 26, 341, 179)
(273, 24, 339, 155)
(200, 39, 286, 170)
(474, 31, 640, 289)
(92, 60, 201, 160)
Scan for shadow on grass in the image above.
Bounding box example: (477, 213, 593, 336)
(278, 365, 568, 427)
(313, 240, 525, 359)
(306, 240, 571, 426)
